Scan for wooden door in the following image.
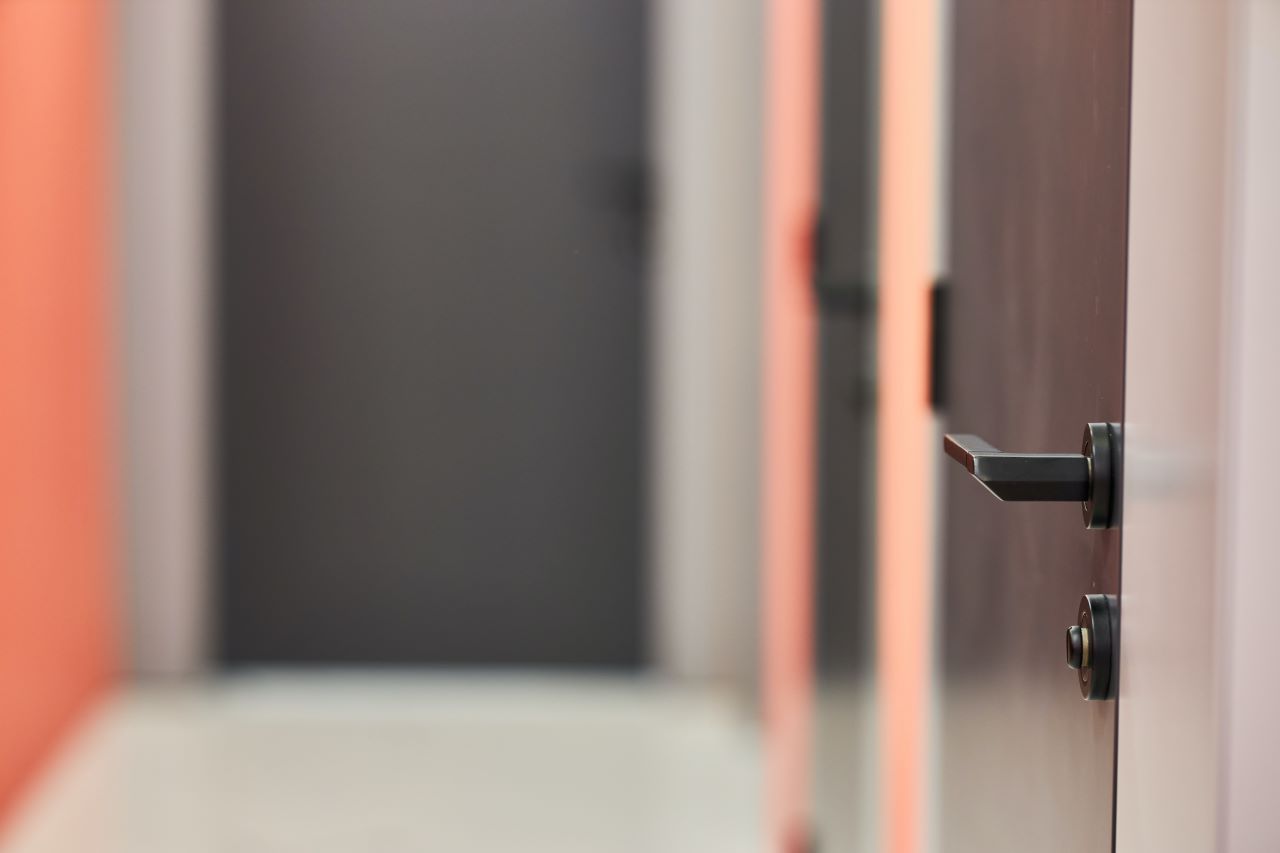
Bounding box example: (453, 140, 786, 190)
(939, 3, 1132, 850)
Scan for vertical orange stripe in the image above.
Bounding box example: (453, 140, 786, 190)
(876, 2, 940, 853)
(0, 0, 117, 823)
(761, 0, 820, 849)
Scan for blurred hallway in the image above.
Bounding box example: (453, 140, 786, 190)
(1, 674, 764, 853)
(3, 1, 1278, 849)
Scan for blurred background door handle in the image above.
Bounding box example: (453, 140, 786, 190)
(943, 423, 1118, 528)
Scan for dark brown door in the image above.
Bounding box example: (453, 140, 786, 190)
(940, 3, 1131, 850)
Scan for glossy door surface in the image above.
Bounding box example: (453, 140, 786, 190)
(940, 3, 1131, 850)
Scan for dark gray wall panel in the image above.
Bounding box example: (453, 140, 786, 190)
(814, 0, 876, 676)
(812, 1, 878, 849)
(218, 0, 648, 665)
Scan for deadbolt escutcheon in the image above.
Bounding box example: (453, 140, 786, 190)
(1066, 594, 1117, 701)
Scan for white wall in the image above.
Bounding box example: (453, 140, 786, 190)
(1116, 2, 1231, 848)
(116, 0, 212, 676)
(1118, 1, 1280, 849)
(650, 0, 766, 686)
(1219, 2, 1280, 847)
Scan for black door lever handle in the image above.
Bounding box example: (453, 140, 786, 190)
(943, 423, 1118, 529)
(943, 434, 1089, 501)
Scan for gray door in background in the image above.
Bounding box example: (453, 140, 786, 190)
(218, 0, 647, 665)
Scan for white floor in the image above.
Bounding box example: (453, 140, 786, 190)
(0, 673, 766, 853)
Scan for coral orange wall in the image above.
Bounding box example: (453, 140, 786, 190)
(876, 2, 941, 852)
(761, 0, 820, 848)
(0, 0, 117, 823)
